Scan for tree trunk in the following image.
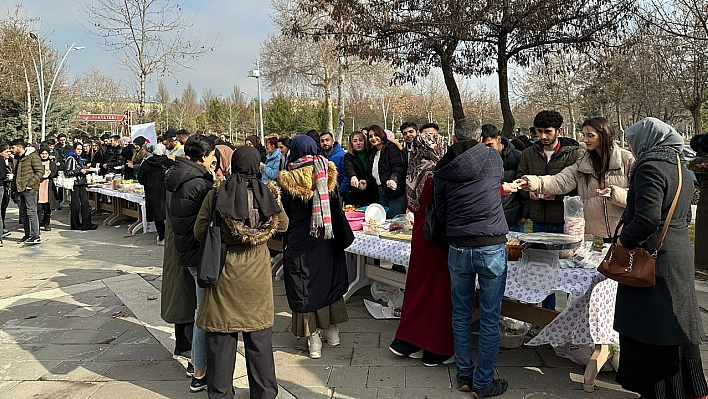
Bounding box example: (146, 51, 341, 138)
(691, 104, 702, 136)
(497, 36, 515, 137)
(139, 71, 146, 124)
(324, 67, 334, 134)
(616, 103, 625, 147)
(440, 47, 465, 122)
(336, 57, 346, 143)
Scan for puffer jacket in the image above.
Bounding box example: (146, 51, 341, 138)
(63, 155, 88, 187)
(434, 140, 508, 247)
(165, 157, 214, 268)
(523, 146, 634, 238)
(516, 137, 584, 225)
(104, 145, 123, 170)
(12, 147, 44, 193)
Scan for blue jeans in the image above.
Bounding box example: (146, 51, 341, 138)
(188, 267, 207, 370)
(377, 186, 406, 219)
(508, 224, 526, 233)
(448, 243, 507, 389)
(532, 222, 563, 310)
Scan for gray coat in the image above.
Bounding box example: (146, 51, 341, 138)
(615, 154, 704, 346)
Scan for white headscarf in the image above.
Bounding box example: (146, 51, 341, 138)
(153, 143, 167, 156)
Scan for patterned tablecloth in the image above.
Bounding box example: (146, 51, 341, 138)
(346, 232, 619, 347)
(87, 187, 155, 233)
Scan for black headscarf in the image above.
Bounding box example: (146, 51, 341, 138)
(215, 146, 280, 220)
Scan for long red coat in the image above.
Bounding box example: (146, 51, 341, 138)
(394, 178, 454, 356)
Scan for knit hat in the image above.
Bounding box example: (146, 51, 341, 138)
(142, 143, 155, 153)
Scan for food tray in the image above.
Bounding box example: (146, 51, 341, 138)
(379, 232, 412, 242)
(518, 233, 582, 250)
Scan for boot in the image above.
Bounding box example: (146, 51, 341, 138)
(323, 324, 340, 346)
(308, 330, 322, 359)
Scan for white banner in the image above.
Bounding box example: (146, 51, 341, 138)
(130, 123, 157, 145)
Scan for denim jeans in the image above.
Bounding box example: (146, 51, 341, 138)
(532, 222, 564, 310)
(17, 189, 40, 238)
(377, 186, 406, 219)
(508, 224, 526, 233)
(188, 267, 207, 370)
(448, 243, 507, 389)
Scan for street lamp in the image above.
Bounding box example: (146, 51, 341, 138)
(248, 61, 265, 144)
(30, 34, 84, 142)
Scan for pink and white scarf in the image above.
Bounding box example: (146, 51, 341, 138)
(289, 155, 333, 239)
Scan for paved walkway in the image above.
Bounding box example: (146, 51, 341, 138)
(1, 204, 707, 398)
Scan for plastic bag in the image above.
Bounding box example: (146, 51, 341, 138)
(370, 281, 404, 309)
(564, 196, 585, 240)
(553, 343, 595, 366)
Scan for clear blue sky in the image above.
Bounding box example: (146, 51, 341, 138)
(14, 1, 275, 101)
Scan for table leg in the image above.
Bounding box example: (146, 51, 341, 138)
(103, 198, 120, 226)
(583, 344, 613, 393)
(344, 254, 373, 301)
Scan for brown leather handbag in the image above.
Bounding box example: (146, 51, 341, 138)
(598, 153, 682, 287)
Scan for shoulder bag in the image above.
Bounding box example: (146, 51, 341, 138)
(197, 191, 228, 288)
(598, 153, 682, 287)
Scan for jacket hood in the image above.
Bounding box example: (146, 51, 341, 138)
(435, 140, 503, 182)
(23, 147, 36, 157)
(277, 161, 338, 201)
(532, 137, 581, 154)
(265, 150, 281, 161)
(327, 143, 345, 158)
(500, 137, 515, 158)
(165, 157, 211, 192)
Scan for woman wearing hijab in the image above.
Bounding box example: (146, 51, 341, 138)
(343, 131, 376, 207)
(277, 135, 350, 359)
(245, 135, 267, 164)
(614, 117, 708, 399)
(137, 144, 174, 245)
(389, 132, 454, 367)
(689, 135, 708, 270)
(194, 146, 288, 399)
(38, 147, 59, 231)
(64, 143, 98, 231)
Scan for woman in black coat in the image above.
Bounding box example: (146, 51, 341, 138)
(277, 135, 350, 360)
(343, 131, 377, 207)
(64, 144, 97, 231)
(88, 140, 107, 175)
(366, 125, 407, 218)
(615, 117, 708, 399)
(137, 144, 174, 245)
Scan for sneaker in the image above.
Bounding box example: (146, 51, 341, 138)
(157, 238, 165, 246)
(189, 372, 208, 392)
(17, 236, 29, 244)
(1, 230, 10, 238)
(389, 338, 423, 358)
(322, 325, 340, 346)
(43, 225, 51, 232)
(471, 379, 508, 398)
(457, 374, 474, 392)
(24, 236, 41, 245)
(308, 330, 322, 359)
(83, 224, 98, 231)
(186, 362, 194, 377)
(421, 351, 455, 367)
(173, 349, 191, 360)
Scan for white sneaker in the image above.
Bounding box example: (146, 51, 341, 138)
(323, 325, 340, 346)
(157, 238, 165, 246)
(308, 330, 322, 359)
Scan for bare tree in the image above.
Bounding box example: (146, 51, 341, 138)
(80, 0, 215, 123)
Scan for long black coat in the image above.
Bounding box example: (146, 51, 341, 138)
(165, 157, 213, 268)
(500, 138, 525, 227)
(616, 154, 703, 346)
(366, 141, 406, 199)
(278, 162, 349, 313)
(343, 152, 377, 207)
(137, 155, 174, 222)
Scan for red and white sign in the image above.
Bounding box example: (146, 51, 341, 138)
(75, 114, 125, 121)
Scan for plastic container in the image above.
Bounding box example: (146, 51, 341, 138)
(362, 222, 380, 236)
(499, 316, 531, 348)
(516, 249, 560, 294)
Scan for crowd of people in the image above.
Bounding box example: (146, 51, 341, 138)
(1, 110, 706, 399)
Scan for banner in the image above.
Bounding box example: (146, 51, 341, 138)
(130, 123, 157, 145)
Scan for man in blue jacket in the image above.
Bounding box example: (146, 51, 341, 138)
(434, 118, 509, 398)
(320, 132, 350, 198)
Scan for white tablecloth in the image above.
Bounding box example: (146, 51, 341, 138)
(346, 233, 618, 347)
(87, 187, 154, 233)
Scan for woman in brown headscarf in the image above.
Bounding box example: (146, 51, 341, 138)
(389, 132, 454, 367)
(245, 135, 267, 164)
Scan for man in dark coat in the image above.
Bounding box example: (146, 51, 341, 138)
(137, 144, 174, 244)
(481, 124, 526, 232)
(103, 135, 124, 173)
(434, 118, 509, 397)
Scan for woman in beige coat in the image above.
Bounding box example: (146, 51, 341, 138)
(194, 146, 288, 399)
(518, 117, 635, 240)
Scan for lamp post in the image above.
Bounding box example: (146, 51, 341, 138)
(248, 61, 265, 144)
(29, 34, 84, 142)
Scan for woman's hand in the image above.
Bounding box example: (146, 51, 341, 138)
(359, 180, 367, 190)
(80, 169, 87, 174)
(350, 176, 359, 188)
(259, 162, 265, 171)
(386, 180, 397, 190)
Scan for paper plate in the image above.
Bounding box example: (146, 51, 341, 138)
(364, 203, 387, 224)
